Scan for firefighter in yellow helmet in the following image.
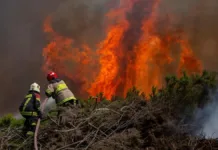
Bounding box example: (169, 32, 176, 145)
(19, 82, 42, 137)
(45, 71, 78, 107)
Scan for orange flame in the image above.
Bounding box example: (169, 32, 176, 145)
(133, 0, 167, 94)
(178, 40, 202, 75)
(42, 0, 202, 99)
(43, 16, 97, 94)
(88, 0, 134, 98)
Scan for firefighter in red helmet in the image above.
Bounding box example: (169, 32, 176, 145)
(45, 71, 78, 107)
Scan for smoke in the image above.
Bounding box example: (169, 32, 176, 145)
(194, 89, 218, 138)
(0, 0, 61, 116)
(159, 0, 218, 71)
(50, 0, 111, 48)
(43, 97, 56, 114)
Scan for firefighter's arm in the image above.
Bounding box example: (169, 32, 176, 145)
(34, 94, 42, 119)
(45, 84, 54, 98)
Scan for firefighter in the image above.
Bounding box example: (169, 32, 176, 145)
(45, 71, 78, 117)
(19, 82, 42, 137)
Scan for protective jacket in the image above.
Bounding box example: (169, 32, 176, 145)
(45, 78, 77, 106)
(19, 90, 42, 117)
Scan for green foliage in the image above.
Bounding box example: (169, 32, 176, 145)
(0, 114, 24, 128)
(78, 70, 216, 121)
(149, 86, 157, 100)
(150, 70, 217, 121)
(126, 86, 146, 101)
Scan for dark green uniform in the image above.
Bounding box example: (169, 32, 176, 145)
(19, 90, 42, 137)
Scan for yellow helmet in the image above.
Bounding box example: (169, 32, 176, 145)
(30, 82, 40, 93)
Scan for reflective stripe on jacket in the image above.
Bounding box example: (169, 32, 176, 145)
(45, 79, 76, 105)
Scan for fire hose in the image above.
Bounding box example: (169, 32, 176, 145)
(34, 98, 48, 150)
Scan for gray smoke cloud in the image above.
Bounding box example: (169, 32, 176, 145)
(194, 89, 218, 138)
(51, 0, 111, 48)
(159, 0, 218, 71)
(0, 0, 61, 116)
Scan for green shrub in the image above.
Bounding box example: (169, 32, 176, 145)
(126, 86, 146, 101)
(0, 114, 24, 128)
(149, 70, 218, 121)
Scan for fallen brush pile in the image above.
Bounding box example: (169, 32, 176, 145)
(1, 97, 218, 150)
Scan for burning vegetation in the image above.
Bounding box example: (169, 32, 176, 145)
(42, 0, 202, 100)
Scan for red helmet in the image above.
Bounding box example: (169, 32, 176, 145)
(47, 71, 58, 81)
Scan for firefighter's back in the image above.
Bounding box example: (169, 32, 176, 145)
(19, 93, 34, 112)
(52, 80, 76, 105)
(19, 91, 39, 117)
